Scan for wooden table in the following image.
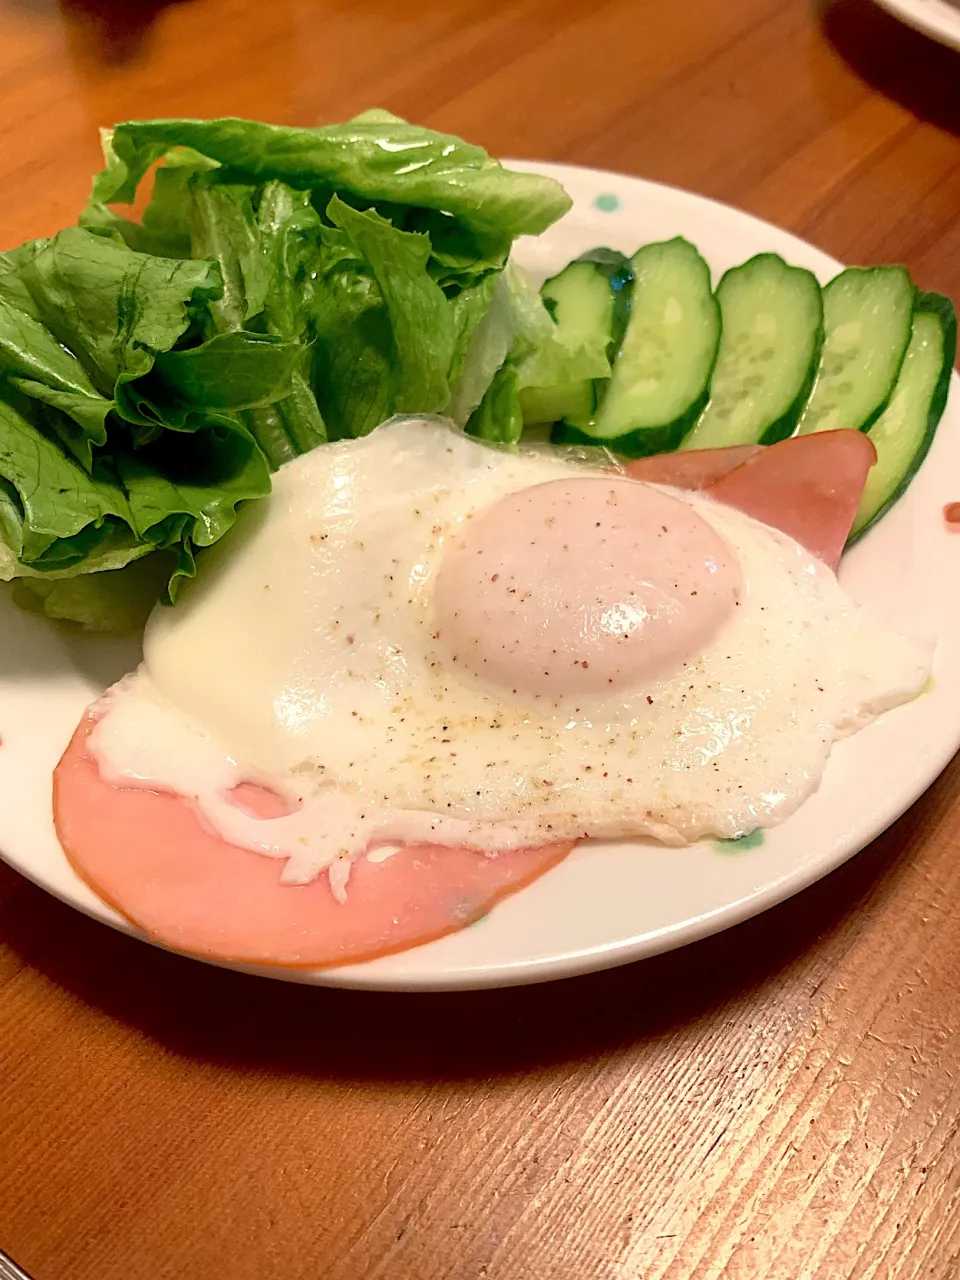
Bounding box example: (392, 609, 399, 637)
(1, 1, 959, 1276)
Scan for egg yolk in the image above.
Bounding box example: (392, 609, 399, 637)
(433, 476, 742, 698)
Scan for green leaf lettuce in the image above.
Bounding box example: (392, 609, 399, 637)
(0, 111, 571, 629)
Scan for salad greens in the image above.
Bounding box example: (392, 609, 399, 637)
(455, 262, 611, 440)
(0, 110, 572, 629)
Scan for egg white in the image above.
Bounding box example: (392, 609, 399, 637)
(112, 417, 930, 863)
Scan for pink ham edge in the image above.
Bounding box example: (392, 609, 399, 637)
(625, 430, 876, 570)
(53, 712, 574, 969)
(624, 443, 762, 489)
(703, 429, 876, 571)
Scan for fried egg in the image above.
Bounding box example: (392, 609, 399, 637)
(90, 416, 931, 886)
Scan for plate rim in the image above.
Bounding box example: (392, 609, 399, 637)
(870, 0, 960, 51)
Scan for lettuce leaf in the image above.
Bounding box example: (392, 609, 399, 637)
(0, 226, 275, 610)
(0, 387, 269, 597)
(0, 112, 572, 630)
(92, 115, 571, 246)
(22, 227, 222, 400)
(11, 551, 176, 632)
(152, 333, 303, 416)
(466, 361, 523, 445)
(462, 263, 610, 445)
(248, 181, 328, 458)
(85, 114, 571, 455)
(0, 295, 111, 467)
(172, 173, 329, 465)
(309, 196, 456, 438)
(79, 148, 216, 259)
(448, 272, 521, 426)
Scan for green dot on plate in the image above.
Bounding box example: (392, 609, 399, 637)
(594, 193, 620, 212)
(714, 829, 765, 853)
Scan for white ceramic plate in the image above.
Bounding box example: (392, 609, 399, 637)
(2, 162, 959, 991)
(871, 0, 960, 51)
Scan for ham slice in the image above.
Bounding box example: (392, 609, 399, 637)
(704, 430, 876, 571)
(624, 443, 762, 489)
(53, 712, 573, 969)
(626, 430, 876, 570)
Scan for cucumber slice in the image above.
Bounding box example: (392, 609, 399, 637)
(586, 237, 719, 446)
(541, 248, 632, 361)
(521, 249, 632, 429)
(551, 418, 690, 459)
(797, 266, 914, 436)
(850, 292, 956, 541)
(683, 254, 823, 450)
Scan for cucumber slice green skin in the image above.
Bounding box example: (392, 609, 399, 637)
(524, 248, 633, 430)
(551, 418, 691, 458)
(584, 237, 720, 448)
(797, 266, 915, 437)
(848, 291, 957, 544)
(682, 253, 824, 451)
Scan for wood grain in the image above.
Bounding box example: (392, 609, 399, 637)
(1, 1, 959, 1276)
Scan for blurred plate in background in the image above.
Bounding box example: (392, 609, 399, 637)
(872, 0, 960, 50)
